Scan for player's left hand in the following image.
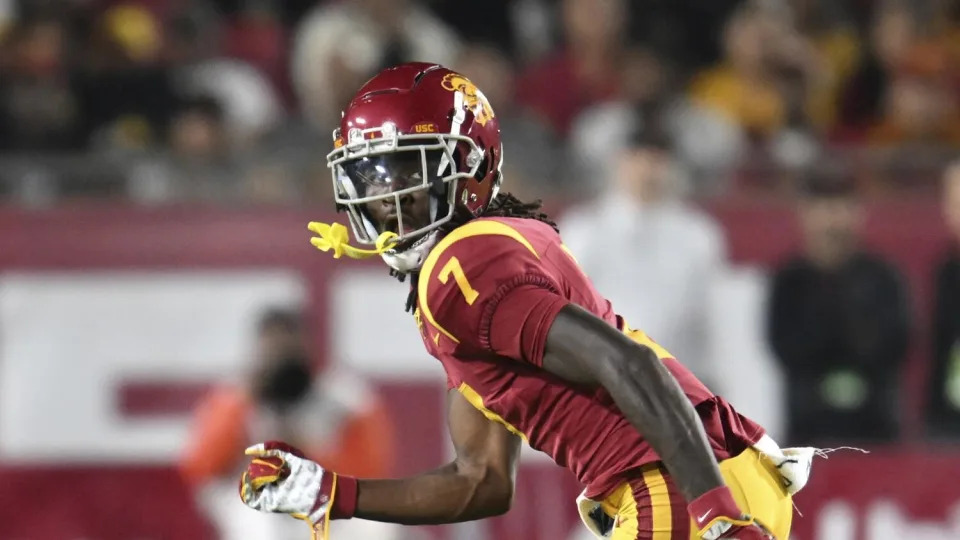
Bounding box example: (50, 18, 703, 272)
(688, 486, 773, 539)
(239, 441, 358, 534)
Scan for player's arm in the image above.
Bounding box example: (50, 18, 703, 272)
(541, 304, 724, 500)
(541, 305, 770, 538)
(354, 389, 521, 524)
(239, 388, 521, 528)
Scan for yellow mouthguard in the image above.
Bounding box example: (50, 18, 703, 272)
(307, 221, 398, 259)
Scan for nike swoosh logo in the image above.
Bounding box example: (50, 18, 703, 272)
(697, 510, 712, 523)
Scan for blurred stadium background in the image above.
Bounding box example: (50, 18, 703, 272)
(0, 0, 959, 539)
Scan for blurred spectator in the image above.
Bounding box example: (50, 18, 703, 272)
(626, 0, 742, 70)
(789, 0, 862, 130)
(167, 6, 284, 149)
(866, 71, 960, 146)
(767, 175, 911, 445)
(132, 91, 304, 206)
(291, 0, 461, 130)
(687, 2, 822, 142)
(861, 6, 960, 148)
(0, 15, 82, 150)
(506, 0, 555, 65)
(516, 0, 627, 136)
(559, 125, 728, 390)
(126, 95, 239, 203)
(72, 4, 178, 150)
(180, 307, 398, 540)
(835, 1, 913, 132)
(452, 44, 561, 197)
(429, 0, 517, 57)
(567, 48, 670, 193)
(928, 160, 960, 439)
(168, 95, 228, 161)
(219, 3, 289, 101)
(688, 4, 783, 139)
(678, 2, 826, 178)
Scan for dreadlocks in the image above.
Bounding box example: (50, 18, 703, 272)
(391, 192, 559, 313)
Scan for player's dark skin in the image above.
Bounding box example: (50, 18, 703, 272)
(355, 188, 726, 524)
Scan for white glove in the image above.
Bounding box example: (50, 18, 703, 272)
(238, 441, 334, 534)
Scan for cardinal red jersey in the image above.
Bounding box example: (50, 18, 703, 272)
(414, 217, 764, 499)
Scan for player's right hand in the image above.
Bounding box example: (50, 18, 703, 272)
(687, 486, 773, 539)
(238, 441, 359, 535)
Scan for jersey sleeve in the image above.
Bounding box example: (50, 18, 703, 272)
(418, 222, 570, 366)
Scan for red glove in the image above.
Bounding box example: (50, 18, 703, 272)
(687, 486, 773, 539)
(238, 441, 358, 539)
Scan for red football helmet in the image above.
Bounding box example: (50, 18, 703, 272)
(326, 62, 503, 269)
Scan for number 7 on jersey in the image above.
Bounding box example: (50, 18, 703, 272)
(438, 256, 479, 305)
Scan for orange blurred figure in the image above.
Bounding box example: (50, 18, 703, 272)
(179, 307, 397, 539)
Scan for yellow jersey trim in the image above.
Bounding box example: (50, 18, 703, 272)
(559, 243, 580, 264)
(418, 220, 540, 344)
(457, 382, 529, 443)
(624, 325, 674, 361)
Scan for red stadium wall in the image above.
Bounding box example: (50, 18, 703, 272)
(0, 202, 957, 540)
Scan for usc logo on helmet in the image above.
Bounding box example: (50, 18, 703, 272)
(441, 73, 495, 127)
(413, 122, 438, 133)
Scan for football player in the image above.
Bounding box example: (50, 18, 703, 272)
(238, 63, 815, 540)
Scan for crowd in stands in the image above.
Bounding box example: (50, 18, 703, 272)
(0, 0, 957, 204)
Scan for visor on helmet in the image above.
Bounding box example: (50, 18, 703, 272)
(340, 150, 444, 199)
(333, 147, 455, 244)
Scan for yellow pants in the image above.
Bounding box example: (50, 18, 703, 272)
(603, 448, 793, 540)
